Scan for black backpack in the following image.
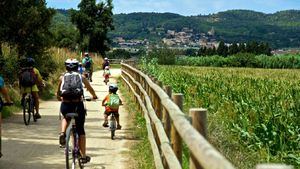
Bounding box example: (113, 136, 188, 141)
(19, 67, 37, 87)
(60, 72, 83, 100)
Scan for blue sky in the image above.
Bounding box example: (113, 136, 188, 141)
(46, 0, 300, 16)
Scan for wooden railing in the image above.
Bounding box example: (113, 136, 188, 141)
(120, 63, 294, 169)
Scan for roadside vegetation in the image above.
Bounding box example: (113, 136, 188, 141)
(119, 81, 155, 169)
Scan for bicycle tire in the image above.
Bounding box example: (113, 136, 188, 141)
(0, 96, 3, 112)
(65, 125, 72, 169)
(23, 97, 31, 125)
(31, 98, 37, 122)
(110, 121, 116, 140)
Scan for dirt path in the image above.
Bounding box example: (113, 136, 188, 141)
(0, 69, 136, 169)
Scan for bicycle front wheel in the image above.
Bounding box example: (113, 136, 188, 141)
(22, 98, 31, 125)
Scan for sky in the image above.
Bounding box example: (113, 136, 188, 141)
(46, 0, 300, 16)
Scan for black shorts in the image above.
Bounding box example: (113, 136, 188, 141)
(104, 111, 119, 118)
(60, 102, 86, 135)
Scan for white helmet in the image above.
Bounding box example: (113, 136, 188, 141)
(65, 59, 79, 70)
(104, 57, 108, 60)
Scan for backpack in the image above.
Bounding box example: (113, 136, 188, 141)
(84, 58, 92, 69)
(107, 94, 120, 109)
(60, 72, 83, 100)
(19, 67, 37, 87)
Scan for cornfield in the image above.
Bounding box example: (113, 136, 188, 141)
(141, 61, 300, 168)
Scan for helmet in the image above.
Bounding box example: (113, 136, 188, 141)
(105, 66, 109, 70)
(84, 52, 89, 57)
(65, 58, 79, 71)
(109, 83, 118, 93)
(27, 57, 35, 66)
(104, 57, 108, 61)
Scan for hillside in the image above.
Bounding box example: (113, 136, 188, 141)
(54, 9, 300, 49)
(112, 10, 300, 48)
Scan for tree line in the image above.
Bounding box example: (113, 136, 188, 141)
(0, 0, 114, 81)
(185, 41, 272, 57)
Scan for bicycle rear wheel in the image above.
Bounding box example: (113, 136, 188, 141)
(65, 126, 73, 169)
(110, 121, 116, 140)
(22, 97, 31, 125)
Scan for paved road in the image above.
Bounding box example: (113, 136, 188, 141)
(0, 69, 136, 169)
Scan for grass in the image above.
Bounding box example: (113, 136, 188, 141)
(119, 80, 155, 169)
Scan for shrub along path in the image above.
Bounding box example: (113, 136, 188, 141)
(0, 69, 137, 169)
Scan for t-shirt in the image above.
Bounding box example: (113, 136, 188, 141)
(82, 57, 93, 70)
(103, 94, 122, 112)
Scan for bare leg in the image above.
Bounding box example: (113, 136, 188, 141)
(61, 118, 68, 133)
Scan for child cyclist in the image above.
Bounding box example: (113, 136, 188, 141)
(102, 84, 122, 129)
(103, 66, 111, 84)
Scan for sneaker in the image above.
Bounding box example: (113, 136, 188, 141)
(117, 124, 122, 130)
(80, 156, 91, 164)
(59, 132, 66, 148)
(34, 113, 41, 119)
(102, 121, 109, 127)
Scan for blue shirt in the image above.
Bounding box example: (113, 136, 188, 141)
(0, 76, 4, 88)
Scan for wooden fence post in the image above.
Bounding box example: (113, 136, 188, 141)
(163, 85, 172, 139)
(256, 164, 294, 169)
(171, 93, 183, 165)
(189, 108, 207, 169)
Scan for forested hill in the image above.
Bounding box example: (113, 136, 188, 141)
(54, 9, 300, 49)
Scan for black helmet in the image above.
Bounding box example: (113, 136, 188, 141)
(65, 58, 79, 71)
(109, 84, 118, 93)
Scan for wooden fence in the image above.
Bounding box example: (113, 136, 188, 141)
(120, 63, 294, 169)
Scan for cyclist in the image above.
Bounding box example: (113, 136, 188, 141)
(78, 62, 85, 75)
(102, 84, 122, 129)
(57, 58, 98, 164)
(19, 57, 43, 119)
(82, 52, 93, 82)
(103, 66, 111, 83)
(0, 75, 13, 104)
(102, 57, 110, 70)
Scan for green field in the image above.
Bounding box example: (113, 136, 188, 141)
(142, 64, 300, 168)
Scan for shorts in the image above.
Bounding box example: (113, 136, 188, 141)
(60, 101, 86, 135)
(0, 76, 4, 88)
(104, 111, 119, 118)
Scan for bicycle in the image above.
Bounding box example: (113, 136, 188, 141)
(103, 75, 109, 85)
(83, 71, 92, 82)
(109, 112, 117, 140)
(21, 92, 37, 125)
(0, 96, 13, 158)
(64, 112, 84, 169)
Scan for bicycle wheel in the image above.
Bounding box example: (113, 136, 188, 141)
(22, 97, 31, 125)
(110, 120, 116, 140)
(31, 98, 37, 122)
(65, 125, 73, 169)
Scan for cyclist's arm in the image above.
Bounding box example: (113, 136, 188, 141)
(102, 95, 108, 106)
(82, 77, 97, 99)
(34, 68, 43, 85)
(56, 77, 62, 101)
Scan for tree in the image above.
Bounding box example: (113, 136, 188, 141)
(71, 0, 114, 55)
(0, 0, 55, 57)
(217, 41, 228, 57)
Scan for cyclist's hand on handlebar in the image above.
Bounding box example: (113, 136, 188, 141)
(92, 95, 98, 100)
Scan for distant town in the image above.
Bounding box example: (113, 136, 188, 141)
(113, 27, 219, 49)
